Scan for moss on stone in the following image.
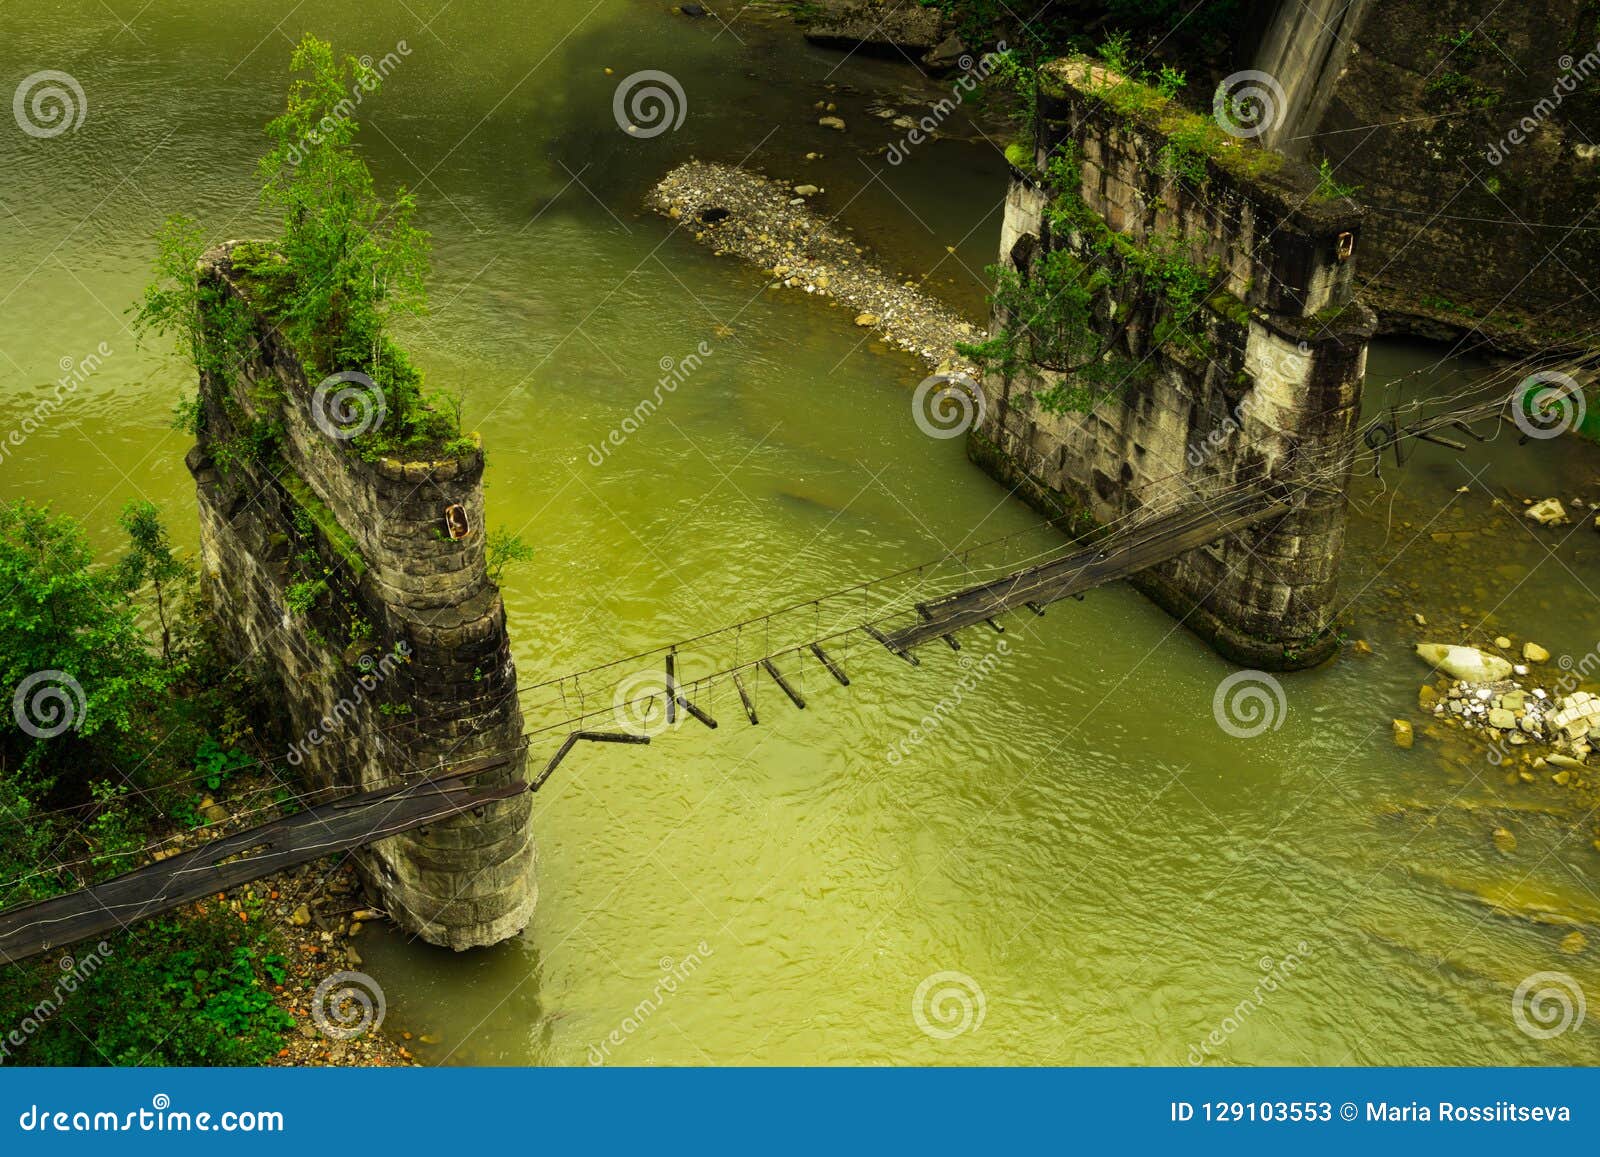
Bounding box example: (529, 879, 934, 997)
(1207, 289, 1252, 328)
(280, 472, 367, 578)
(1004, 140, 1035, 170)
(1042, 58, 1288, 185)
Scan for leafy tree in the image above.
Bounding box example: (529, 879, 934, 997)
(116, 498, 193, 664)
(958, 144, 1222, 414)
(137, 34, 459, 459)
(0, 501, 169, 793)
(486, 526, 536, 585)
(253, 35, 445, 448)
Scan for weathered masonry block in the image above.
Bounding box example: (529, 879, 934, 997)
(971, 61, 1375, 669)
(186, 243, 535, 949)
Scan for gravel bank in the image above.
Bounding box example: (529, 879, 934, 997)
(648, 160, 980, 379)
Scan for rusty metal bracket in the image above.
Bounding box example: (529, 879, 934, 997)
(533, 730, 651, 791)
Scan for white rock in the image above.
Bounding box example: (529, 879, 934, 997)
(1415, 643, 1515, 682)
(1525, 497, 1570, 526)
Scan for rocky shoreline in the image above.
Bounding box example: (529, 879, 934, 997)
(1406, 639, 1600, 832)
(794, 0, 966, 73)
(648, 160, 980, 378)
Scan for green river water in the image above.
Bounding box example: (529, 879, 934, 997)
(4, 0, 1600, 1065)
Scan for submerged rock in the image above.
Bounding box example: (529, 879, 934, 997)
(1392, 719, 1414, 749)
(1524, 497, 1570, 526)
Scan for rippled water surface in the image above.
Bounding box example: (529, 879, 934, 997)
(4, 1, 1599, 1065)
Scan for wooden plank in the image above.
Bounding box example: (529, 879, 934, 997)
(884, 497, 1289, 652)
(0, 761, 525, 964)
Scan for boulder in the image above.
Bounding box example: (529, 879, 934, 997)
(1522, 641, 1550, 663)
(1524, 497, 1570, 526)
(1392, 719, 1414, 749)
(923, 31, 967, 71)
(818, 116, 847, 132)
(1414, 643, 1514, 682)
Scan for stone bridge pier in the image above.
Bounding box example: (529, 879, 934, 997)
(187, 244, 536, 949)
(969, 62, 1376, 670)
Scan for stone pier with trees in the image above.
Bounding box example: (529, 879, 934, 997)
(965, 58, 1376, 669)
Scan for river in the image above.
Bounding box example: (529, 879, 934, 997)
(3, 0, 1598, 1065)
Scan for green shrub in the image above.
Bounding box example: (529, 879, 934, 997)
(0, 906, 294, 1066)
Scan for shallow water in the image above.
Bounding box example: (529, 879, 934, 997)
(3, 1, 1599, 1065)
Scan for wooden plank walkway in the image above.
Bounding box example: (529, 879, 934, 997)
(882, 493, 1291, 654)
(0, 754, 523, 964)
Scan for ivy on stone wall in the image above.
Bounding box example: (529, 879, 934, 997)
(959, 79, 1226, 415)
